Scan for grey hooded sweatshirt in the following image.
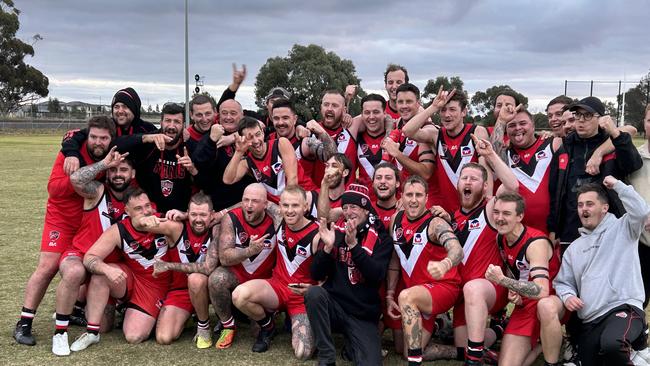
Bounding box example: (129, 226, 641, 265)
(554, 181, 650, 322)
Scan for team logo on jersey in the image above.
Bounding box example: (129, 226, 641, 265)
(337, 133, 347, 142)
(49, 230, 60, 241)
(468, 219, 481, 230)
(272, 162, 283, 174)
(263, 239, 273, 249)
(161, 180, 174, 197)
(441, 144, 449, 154)
(395, 227, 403, 240)
(262, 165, 270, 173)
(516, 260, 527, 271)
(348, 267, 361, 285)
(184, 240, 191, 250)
(155, 237, 167, 248)
(405, 138, 416, 147)
(413, 233, 424, 244)
(615, 312, 628, 319)
(511, 154, 521, 165)
(450, 222, 458, 231)
(360, 144, 369, 154)
(200, 245, 208, 254)
(128, 241, 140, 250)
(238, 231, 249, 244)
(461, 146, 473, 157)
(535, 150, 548, 160)
(296, 246, 307, 257)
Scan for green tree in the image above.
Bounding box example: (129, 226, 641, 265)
(533, 112, 549, 130)
(155, 104, 160, 113)
(255, 44, 363, 120)
(618, 71, 650, 130)
(422, 76, 466, 103)
(471, 85, 528, 126)
(0, 0, 49, 113)
(47, 97, 61, 114)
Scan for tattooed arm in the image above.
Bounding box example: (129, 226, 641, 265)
(219, 214, 263, 266)
(70, 146, 127, 199)
(485, 238, 553, 300)
(301, 120, 337, 162)
(426, 217, 463, 279)
(84, 225, 126, 286)
(153, 222, 220, 277)
(265, 202, 282, 228)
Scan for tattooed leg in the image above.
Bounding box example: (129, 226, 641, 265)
(398, 286, 435, 350)
(291, 313, 314, 360)
(208, 267, 240, 321)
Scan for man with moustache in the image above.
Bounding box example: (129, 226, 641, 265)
(128, 192, 214, 348)
(51, 148, 133, 356)
(193, 99, 256, 211)
(402, 86, 491, 213)
(14, 116, 116, 346)
(153, 183, 278, 349)
(317, 153, 353, 222)
(384, 64, 409, 119)
(372, 162, 401, 230)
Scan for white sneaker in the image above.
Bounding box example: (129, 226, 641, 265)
(70, 332, 100, 352)
(632, 348, 650, 366)
(52, 333, 70, 356)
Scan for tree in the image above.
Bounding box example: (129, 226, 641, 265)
(618, 71, 650, 130)
(533, 112, 549, 130)
(155, 104, 160, 113)
(0, 1, 49, 114)
(47, 97, 61, 114)
(255, 44, 363, 120)
(471, 85, 528, 126)
(147, 104, 153, 113)
(422, 76, 466, 103)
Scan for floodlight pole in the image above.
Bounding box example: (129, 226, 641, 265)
(184, 0, 190, 127)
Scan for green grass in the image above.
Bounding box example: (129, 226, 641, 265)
(0, 133, 646, 365)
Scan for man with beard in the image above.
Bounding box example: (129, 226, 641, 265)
(223, 117, 318, 204)
(540, 179, 650, 366)
(122, 103, 197, 213)
(60, 87, 157, 175)
(402, 86, 491, 214)
(481, 192, 560, 366)
(425, 137, 518, 364)
(127, 192, 214, 348)
(317, 153, 353, 222)
(51, 148, 133, 355)
(193, 99, 257, 211)
(384, 64, 409, 119)
(306, 184, 393, 366)
(372, 162, 401, 230)
(386, 175, 464, 366)
(232, 186, 322, 359)
(14, 116, 116, 346)
(70, 188, 171, 351)
(153, 183, 278, 349)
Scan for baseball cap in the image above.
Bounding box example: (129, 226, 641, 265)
(265, 87, 292, 102)
(569, 96, 606, 116)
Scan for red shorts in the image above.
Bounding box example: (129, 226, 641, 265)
(40, 220, 77, 253)
(116, 264, 169, 319)
(452, 282, 509, 328)
(504, 298, 541, 346)
(59, 248, 121, 265)
(418, 282, 460, 333)
(266, 277, 307, 317)
(161, 288, 194, 314)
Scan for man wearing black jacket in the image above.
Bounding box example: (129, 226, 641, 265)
(548, 96, 642, 247)
(305, 184, 393, 366)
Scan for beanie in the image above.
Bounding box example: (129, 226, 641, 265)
(111, 87, 142, 121)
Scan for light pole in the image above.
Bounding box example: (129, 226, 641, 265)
(184, 0, 190, 127)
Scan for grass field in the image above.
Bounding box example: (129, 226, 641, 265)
(0, 133, 646, 365)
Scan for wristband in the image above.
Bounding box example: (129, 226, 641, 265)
(442, 257, 453, 271)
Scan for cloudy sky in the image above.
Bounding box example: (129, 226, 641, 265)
(15, 0, 650, 113)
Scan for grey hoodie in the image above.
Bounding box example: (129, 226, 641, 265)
(554, 181, 650, 322)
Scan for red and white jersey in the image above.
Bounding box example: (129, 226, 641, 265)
(452, 201, 501, 284)
(391, 124, 421, 183)
(507, 136, 554, 233)
(372, 202, 396, 231)
(268, 133, 302, 159)
(168, 221, 212, 290)
(357, 130, 387, 196)
(117, 216, 170, 281)
(303, 123, 357, 186)
(497, 225, 560, 297)
(436, 124, 479, 213)
(385, 103, 400, 120)
(273, 219, 320, 286)
(72, 187, 126, 254)
(391, 211, 461, 288)
(246, 139, 317, 204)
(228, 208, 277, 282)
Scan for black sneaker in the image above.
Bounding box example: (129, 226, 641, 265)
(464, 359, 483, 366)
(14, 322, 36, 346)
(70, 309, 87, 327)
(252, 325, 275, 353)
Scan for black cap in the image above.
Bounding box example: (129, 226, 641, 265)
(111, 87, 142, 120)
(265, 87, 292, 103)
(569, 96, 606, 116)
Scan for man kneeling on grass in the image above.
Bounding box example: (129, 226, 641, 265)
(70, 188, 170, 351)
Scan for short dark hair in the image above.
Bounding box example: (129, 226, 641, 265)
(516, 109, 534, 121)
(396, 83, 420, 100)
(330, 153, 352, 175)
(87, 115, 116, 138)
(546, 95, 573, 111)
(404, 174, 428, 192)
(448, 90, 469, 110)
(460, 162, 488, 182)
(124, 186, 148, 205)
(577, 183, 609, 204)
(189, 94, 216, 113)
(372, 161, 400, 183)
(237, 116, 264, 136)
(271, 98, 296, 114)
(384, 64, 409, 84)
(494, 89, 521, 108)
(361, 93, 387, 110)
(161, 102, 185, 122)
(189, 191, 213, 211)
(495, 192, 526, 215)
